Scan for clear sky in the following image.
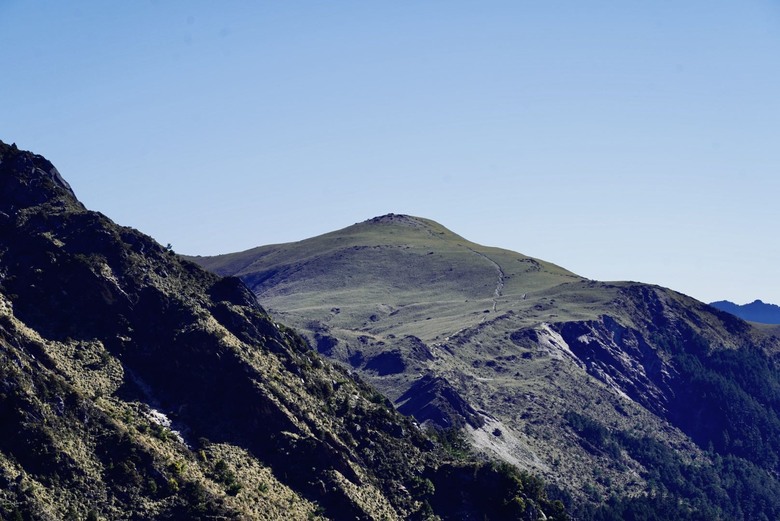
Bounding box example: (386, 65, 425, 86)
(2, 1, 779, 305)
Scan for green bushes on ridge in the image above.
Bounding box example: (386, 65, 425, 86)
(565, 411, 780, 521)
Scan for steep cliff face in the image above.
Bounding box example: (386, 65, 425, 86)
(550, 284, 755, 417)
(0, 142, 566, 520)
(549, 284, 780, 465)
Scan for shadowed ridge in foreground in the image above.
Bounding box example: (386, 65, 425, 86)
(0, 140, 567, 520)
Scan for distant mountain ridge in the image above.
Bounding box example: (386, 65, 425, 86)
(710, 299, 780, 324)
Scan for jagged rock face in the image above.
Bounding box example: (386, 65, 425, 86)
(552, 315, 674, 416)
(395, 374, 484, 429)
(0, 143, 78, 212)
(0, 142, 567, 520)
(193, 210, 780, 519)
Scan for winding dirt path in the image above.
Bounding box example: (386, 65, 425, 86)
(467, 248, 505, 312)
(416, 217, 505, 311)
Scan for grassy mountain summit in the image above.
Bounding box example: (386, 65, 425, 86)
(0, 142, 567, 520)
(195, 213, 780, 519)
(194, 213, 586, 344)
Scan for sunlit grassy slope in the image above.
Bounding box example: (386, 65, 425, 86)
(194, 213, 780, 518)
(194, 214, 607, 339)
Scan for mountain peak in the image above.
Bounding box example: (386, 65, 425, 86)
(366, 212, 413, 221)
(364, 213, 426, 227)
(0, 140, 79, 213)
(355, 213, 467, 242)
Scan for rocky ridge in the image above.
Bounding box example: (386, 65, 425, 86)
(0, 141, 566, 520)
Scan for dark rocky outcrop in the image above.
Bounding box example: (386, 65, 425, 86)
(553, 316, 672, 416)
(396, 374, 484, 429)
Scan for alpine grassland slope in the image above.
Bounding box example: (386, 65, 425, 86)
(0, 141, 567, 520)
(196, 213, 780, 520)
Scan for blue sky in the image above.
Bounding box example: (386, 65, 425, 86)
(2, 1, 779, 305)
